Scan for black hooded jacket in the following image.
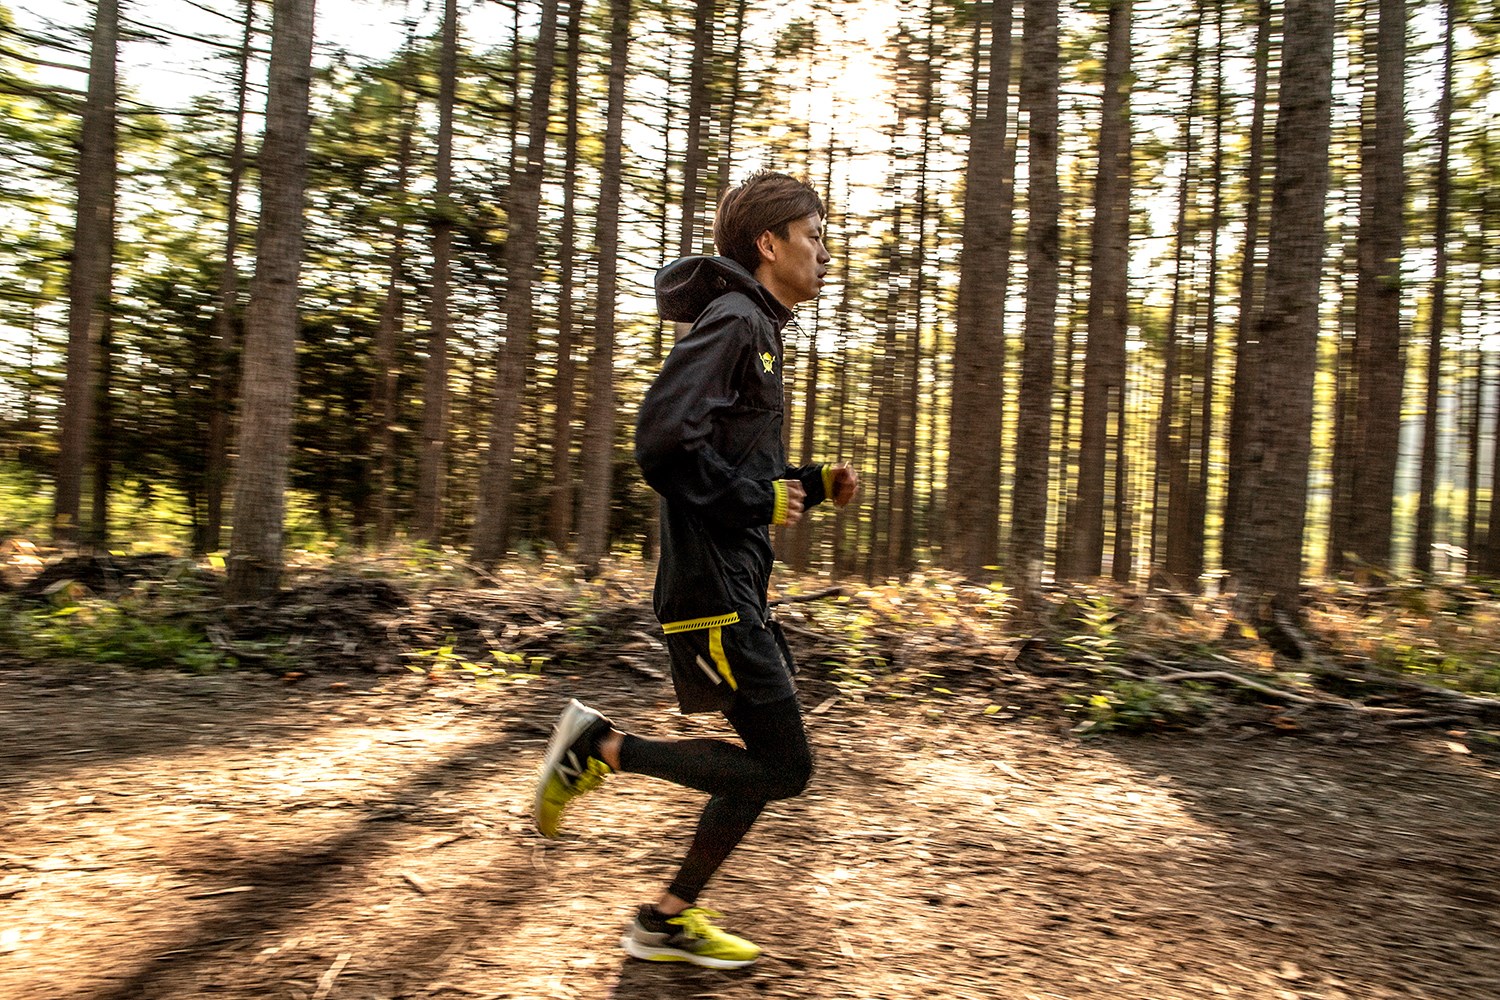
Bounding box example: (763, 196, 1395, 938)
(636, 255, 831, 639)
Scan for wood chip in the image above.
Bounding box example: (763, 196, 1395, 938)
(187, 885, 256, 899)
(312, 952, 352, 1000)
(990, 760, 1035, 785)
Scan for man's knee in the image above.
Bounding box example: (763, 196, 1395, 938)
(767, 751, 813, 800)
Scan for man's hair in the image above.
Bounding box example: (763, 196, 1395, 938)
(713, 171, 826, 274)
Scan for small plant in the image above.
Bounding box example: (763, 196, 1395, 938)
(0, 596, 232, 672)
(1059, 594, 1126, 667)
(405, 640, 545, 686)
(1372, 641, 1500, 696)
(1065, 679, 1213, 735)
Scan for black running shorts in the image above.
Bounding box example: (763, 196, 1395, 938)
(664, 615, 797, 714)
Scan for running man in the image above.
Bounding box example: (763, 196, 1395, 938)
(533, 170, 859, 969)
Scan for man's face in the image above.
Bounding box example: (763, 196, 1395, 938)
(756, 212, 831, 308)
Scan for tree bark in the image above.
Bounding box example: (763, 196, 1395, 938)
(55, 0, 118, 546)
(680, 0, 716, 262)
(1222, 0, 1272, 578)
(1009, 0, 1058, 601)
(1066, 0, 1131, 580)
(416, 0, 458, 544)
(1414, 0, 1454, 575)
(576, 0, 631, 574)
(1346, 0, 1407, 572)
(947, 0, 1015, 580)
(226, 0, 317, 600)
(1236, 0, 1334, 617)
(202, 0, 256, 555)
(715, 0, 748, 192)
(472, 0, 562, 564)
(548, 0, 585, 552)
(1153, 11, 1200, 585)
(1191, 2, 1226, 587)
(372, 53, 415, 548)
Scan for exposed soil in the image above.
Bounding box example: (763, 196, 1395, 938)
(3, 629, 1499, 1000)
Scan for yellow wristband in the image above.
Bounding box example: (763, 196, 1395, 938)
(772, 480, 789, 525)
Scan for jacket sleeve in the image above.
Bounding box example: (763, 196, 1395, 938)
(786, 463, 830, 509)
(635, 310, 778, 529)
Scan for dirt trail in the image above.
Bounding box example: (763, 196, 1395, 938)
(1, 662, 1497, 1000)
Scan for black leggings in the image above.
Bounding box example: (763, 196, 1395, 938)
(617, 696, 812, 905)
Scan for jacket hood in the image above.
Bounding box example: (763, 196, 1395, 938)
(654, 255, 792, 327)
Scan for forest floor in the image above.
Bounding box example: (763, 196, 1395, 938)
(1, 554, 1499, 1000)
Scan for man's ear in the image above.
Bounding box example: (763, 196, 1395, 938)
(755, 229, 776, 265)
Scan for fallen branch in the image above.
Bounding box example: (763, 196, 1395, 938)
(205, 626, 276, 665)
(774, 619, 830, 644)
(1155, 669, 1328, 706)
(1100, 663, 1353, 710)
(1312, 661, 1500, 716)
(1379, 714, 1469, 730)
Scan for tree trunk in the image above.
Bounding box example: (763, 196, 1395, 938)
(1236, 0, 1334, 618)
(1222, 0, 1271, 578)
(55, 0, 118, 547)
(226, 0, 317, 600)
(202, 0, 256, 555)
(947, 0, 1015, 580)
(899, 9, 940, 579)
(1009, 0, 1058, 601)
(1346, 0, 1407, 573)
(1054, 179, 1081, 574)
(416, 0, 457, 544)
(1414, 0, 1454, 575)
(1112, 379, 1134, 584)
(1463, 337, 1482, 574)
(576, 0, 631, 574)
(372, 56, 414, 548)
(875, 198, 905, 581)
(680, 0, 716, 261)
(1487, 352, 1500, 576)
(1327, 254, 1356, 575)
(548, 0, 585, 552)
(472, 0, 562, 564)
(715, 0, 748, 192)
(1066, 0, 1131, 580)
(1191, 3, 1226, 587)
(1153, 12, 1200, 585)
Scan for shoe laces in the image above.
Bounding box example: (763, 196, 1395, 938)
(575, 757, 611, 793)
(670, 907, 726, 940)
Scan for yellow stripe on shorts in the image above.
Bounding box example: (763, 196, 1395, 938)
(708, 626, 737, 690)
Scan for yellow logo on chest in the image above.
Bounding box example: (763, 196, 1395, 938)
(760, 351, 775, 374)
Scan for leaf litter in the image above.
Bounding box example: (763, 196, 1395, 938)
(0, 557, 1497, 998)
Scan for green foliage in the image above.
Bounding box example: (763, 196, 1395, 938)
(0, 592, 231, 673)
(1372, 639, 1500, 696)
(0, 464, 51, 537)
(404, 639, 546, 687)
(1065, 678, 1214, 735)
(1058, 593, 1126, 667)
